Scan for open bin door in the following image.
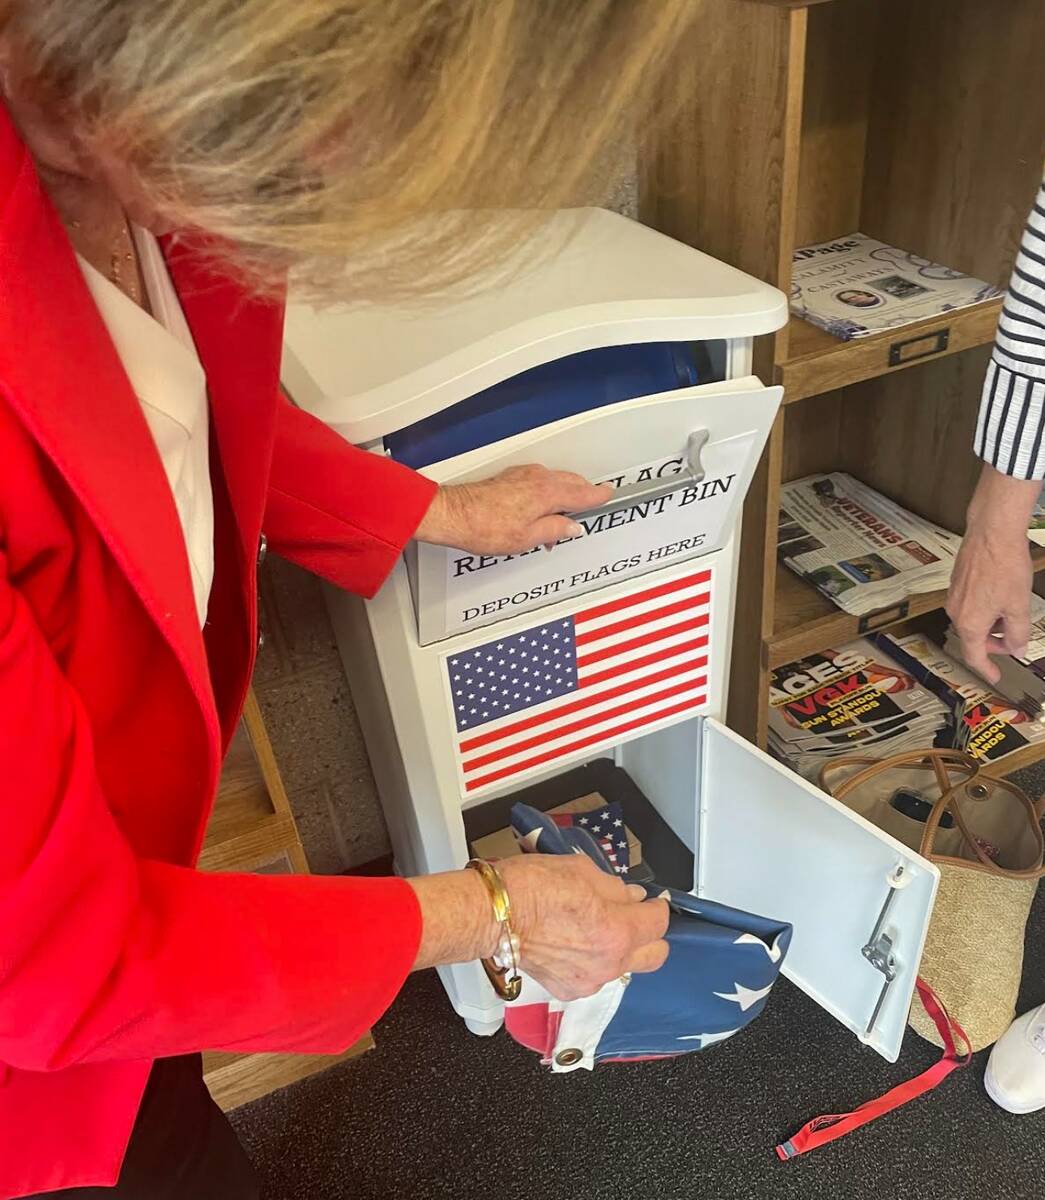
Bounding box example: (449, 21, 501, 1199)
(697, 719, 940, 1062)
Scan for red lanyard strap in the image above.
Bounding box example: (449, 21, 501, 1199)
(776, 979, 972, 1160)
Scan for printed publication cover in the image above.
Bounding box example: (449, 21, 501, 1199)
(873, 632, 1045, 766)
(790, 233, 1001, 341)
(768, 638, 950, 780)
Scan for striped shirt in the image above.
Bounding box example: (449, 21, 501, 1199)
(975, 178, 1045, 480)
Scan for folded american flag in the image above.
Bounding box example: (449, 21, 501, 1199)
(550, 802, 630, 875)
(446, 569, 712, 794)
(505, 803, 792, 1071)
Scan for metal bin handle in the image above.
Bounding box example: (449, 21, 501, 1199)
(568, 429, 711, 523)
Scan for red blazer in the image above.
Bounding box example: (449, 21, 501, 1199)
(0, 106, 438, 1195)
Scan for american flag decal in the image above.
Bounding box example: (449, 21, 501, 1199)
(446, 569, 712, 793)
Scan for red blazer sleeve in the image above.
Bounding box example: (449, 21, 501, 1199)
(265, 396, 438, 597)
(0, 554, 421, 1071)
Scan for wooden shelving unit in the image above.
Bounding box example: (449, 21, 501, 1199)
(770, 549, 1045, 670)
(200, 691, 373, 1111)
(779, 300, 1004, 404)
(641, 0, 1045, 756)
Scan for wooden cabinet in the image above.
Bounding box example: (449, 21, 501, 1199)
(641, 0, 1045, 762)
(200, 691, 373, 1110)
(198, 691, 309, 876)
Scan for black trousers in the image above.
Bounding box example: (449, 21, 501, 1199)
(29, 1056, 259, 1199)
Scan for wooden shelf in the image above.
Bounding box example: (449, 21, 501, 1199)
(769, 546, 1045, 669)
(204, 1036, 374, 1112)
(199, 692, 364, 1110)
(770, 562, 948, 668)
(777, 299, 1003, 404)
(639, 0, 1043, 752)
(200, 693, 308, 874)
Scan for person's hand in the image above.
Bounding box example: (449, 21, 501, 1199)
(947, 531, 1031, 683)
(498, 853, 669, 1001)
(414, 464, 613, 555)
(946, 464, 1041, 683)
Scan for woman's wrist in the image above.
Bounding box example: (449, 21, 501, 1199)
(413, 485, 470, 549)
(406, 868, 502, 971)
(466, 859, 524, 999)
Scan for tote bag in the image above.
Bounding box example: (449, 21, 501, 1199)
(820, 749, 1045, 1052)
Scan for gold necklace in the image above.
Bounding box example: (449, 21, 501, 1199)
(108, 217, 141, 307)
(70, 212, 142, 307)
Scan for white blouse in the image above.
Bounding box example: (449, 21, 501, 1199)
(78, 228, 215, 627)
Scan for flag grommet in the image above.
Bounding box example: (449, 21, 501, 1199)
(554, 1048, 583, 1067)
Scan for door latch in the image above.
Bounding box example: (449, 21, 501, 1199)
(861, 863, 907, 1039)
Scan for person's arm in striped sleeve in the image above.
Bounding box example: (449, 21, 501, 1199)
(947, 177, 1045, 682)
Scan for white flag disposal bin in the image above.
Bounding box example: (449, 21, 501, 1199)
(282, 208, 941, 1060)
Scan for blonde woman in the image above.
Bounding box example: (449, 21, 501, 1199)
(0, 3, 699, 1197)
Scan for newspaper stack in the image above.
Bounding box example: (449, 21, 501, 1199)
(768, 638, 951, 781)
(874, 632, 1045, 767)
(943, 598, 1045, 718)
(790, 232, 1002, 342)
(778, 474, 960, 617)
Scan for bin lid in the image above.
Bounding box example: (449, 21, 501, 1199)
(697, 720, 939, 1063)
(282, 207, 787, 444)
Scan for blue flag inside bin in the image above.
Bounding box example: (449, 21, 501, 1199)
(504, 803, 792, 1070)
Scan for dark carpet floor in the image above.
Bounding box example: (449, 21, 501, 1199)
(233, 885, 1045, 1200)
(234, 761, 1045, 1200)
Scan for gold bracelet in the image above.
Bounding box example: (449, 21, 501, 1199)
(466, 859, 522, 1001)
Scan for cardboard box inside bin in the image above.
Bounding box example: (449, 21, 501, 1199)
(470, 792, 642, 870)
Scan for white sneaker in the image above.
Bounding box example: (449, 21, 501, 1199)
(985, 1003, 1045, 1114)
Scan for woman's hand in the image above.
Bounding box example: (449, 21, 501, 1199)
(408, 853, 669, 1001)
(415, 465, 613, 555)
(946, 464, 1041, 683)
(498, 854, 669, 1000)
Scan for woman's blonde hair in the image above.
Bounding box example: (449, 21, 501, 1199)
(1, 1, 699, 300)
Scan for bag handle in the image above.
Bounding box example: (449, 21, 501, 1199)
(818, 748, 978, 802)
(820, 749, 1045, 879)
(921, 770, 1045, 877)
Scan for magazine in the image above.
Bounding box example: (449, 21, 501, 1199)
(768, 639, 950, 781)
(874, 632, 1045, 766)
(778, 474, 959, 617)
(790, 232, 1002, 341)
(943, 594, 1045, 718)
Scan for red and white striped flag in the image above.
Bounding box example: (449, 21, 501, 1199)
(446, 569, 713, 793)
